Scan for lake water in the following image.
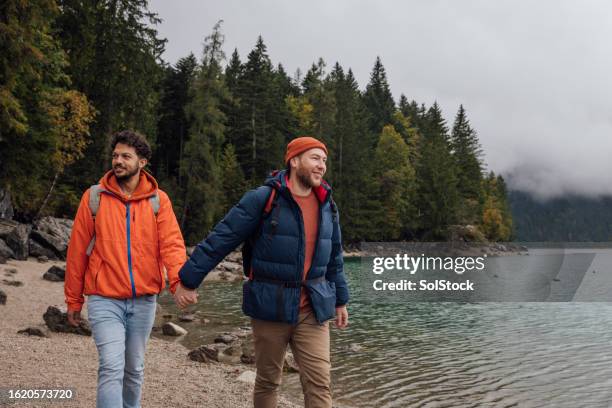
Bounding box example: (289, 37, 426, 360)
(157, 253, 612, 407)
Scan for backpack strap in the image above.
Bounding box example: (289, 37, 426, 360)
(86, 184, 105, 256)
(149, 192, 160, 215)
(263, 188, 276, 215)
(264, 188, 281, 235)
(88, 184, 104, 218)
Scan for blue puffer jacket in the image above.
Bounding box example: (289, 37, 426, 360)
(178, 170, 349, 324)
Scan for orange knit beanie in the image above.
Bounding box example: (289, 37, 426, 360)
(284, 136, 328, 164)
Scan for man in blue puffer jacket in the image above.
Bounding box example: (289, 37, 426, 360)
(176, 136, 349, 408)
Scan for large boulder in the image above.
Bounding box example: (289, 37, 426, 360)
(0, 219, 19, 240)
(6, 223, 31, 260)
(0, 238, 14, 260)
(0, 189, 13, 220)
(43, 305, 91, 336)
(31, 217, 73, 259)
(29, 238, 59, 260)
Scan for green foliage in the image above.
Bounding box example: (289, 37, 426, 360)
(0, 0, 94, 220)
(220, 143, 246, 212)
(154, 54, 197, 181)
(227, 36, 289, 183)
(1, 4, 513, 243)
(56, 0, 166, 185)
(371, 125, 416, 240)
(481, 172, 513, 241)
(180, 21, 230, 244)
(415, 103, 460, 239)
(363, 56, 395, 135)
(451, 105, 484, 224)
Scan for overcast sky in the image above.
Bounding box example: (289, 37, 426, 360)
(149, 0, 612, 200)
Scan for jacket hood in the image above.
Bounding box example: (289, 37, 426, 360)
(100, 169, 158, 202)
(264, 169, 332, 204)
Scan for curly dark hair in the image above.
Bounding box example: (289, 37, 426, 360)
(109, 130, 152, 160)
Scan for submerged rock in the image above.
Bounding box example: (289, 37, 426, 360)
(178, 313, 196, 322)
(162, 322, 187, 336)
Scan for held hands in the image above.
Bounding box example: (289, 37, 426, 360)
(67, 310, 81, 327)
(173, 282, 198, 310)
(334, 305, 349, 329)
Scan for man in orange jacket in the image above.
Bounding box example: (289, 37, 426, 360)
(64, 130, 192, 408)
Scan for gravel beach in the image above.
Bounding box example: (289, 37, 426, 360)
(0, 259, 299, 408)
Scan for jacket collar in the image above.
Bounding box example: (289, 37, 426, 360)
(100, 169, 158, 202)
(265, 169, 331, 204)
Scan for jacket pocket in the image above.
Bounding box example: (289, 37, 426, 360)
(242, 280, 298, 323)
(304, 279, 336, 324)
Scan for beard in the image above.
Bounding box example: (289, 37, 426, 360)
(113, 165, 139, 181)
(296, 167, 319, 188)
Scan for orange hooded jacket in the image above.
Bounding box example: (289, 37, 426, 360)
(65, 170, 186, 312)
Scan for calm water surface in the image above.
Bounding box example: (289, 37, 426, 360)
(157, 257, 612, 408)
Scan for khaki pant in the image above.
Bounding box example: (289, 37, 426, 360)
(251, 312, 332, 408)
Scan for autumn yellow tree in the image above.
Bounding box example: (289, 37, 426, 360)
(36, 90, 95, 218)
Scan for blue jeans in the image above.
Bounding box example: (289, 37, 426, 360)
(87, 294, 157, 408)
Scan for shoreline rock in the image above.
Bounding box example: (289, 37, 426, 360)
(43, 265, 65, 282)
(43, 305, 91, 336)
(162, 322, 187, 336)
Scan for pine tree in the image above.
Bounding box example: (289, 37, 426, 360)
(363, 56, 395, 136)
(220, 143, 245, 212)
(180, 21, 230, 243)
(154, 54, 197, 182)
(230, 36, 287, 183)
(450, 105, 484, 224)
(371, 125, 416, 240)
(301, 58, 337, 159)
(225, 48, 243, 94)
(415, 103, 459, 239)
(481, 172, 513, 241)
(398, 95, 423, 131)
(326, 65, 375, 241)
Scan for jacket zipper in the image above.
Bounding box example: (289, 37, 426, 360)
(126, 203, 136, 297)
(293, 197, 306, 282)
(309, 200, 324, 278)
(287, 188, 329, 282)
